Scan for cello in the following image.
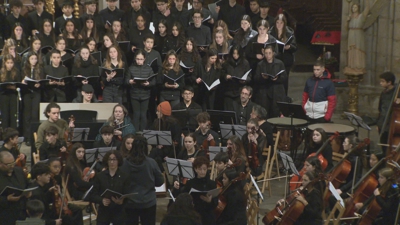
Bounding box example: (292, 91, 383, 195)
(215, 172, 246, 219)
(289, 132, 339, 191)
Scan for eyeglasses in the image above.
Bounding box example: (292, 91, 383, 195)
(193, 16, 202, 19)
(1, 161, 16, 167)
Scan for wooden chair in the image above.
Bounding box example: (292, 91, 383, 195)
(332, 152, 345, 163)
(246, 199, 259, 225)
(61, 175, 98, 221)
(261, 131, 281, 196)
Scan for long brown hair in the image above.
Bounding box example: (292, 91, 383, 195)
(23, 52, 43, 80)
(66, 143, 85, 176)
(61, 19, 82, 47)
(81, 15, 99, 43)
(0, 54, 18, 82)
(162, 50, 180, 74)
(120, 134, 135, 158)
(210, 30, 229, 54)
(104, 45, 124, 69)
(272, 14, 288, 42)
(75, 46, 98, 68)
(228, 135, 250, 174)
(213, 20, 233, 40)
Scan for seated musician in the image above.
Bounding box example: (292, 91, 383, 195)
(65, 143, 93, 200)
(90, 150, 130, 225)
(28, 162, 83, 225)
(277, 171, 324, 225)
(36, 102, 73, 150)
(335, 136, 364, 197)
(354, 168, 399, 225)
(242, 118, 267, 176)
(307, 128, 333, 171)
(173, 156, 218, 225)
(193, 112, 220, 149)
(216, 168, 247, 225)
(71, 84, 99, 103)
(250, 105, 273, 149)
(214, 152, 230, 183)
(161, 193, 202, 225)
(95, 104, 136, 142)
(16, 199, 45, 225)
(226, 135, 249, 175)
(39, 126, 67, 160)
(93, 125, 120, 149)
(0, 151, 31, 225)
(177, 133, 206, 162)
(0, 128, 25, 164)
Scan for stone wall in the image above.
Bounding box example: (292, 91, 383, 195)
(340, 0, 400, 87)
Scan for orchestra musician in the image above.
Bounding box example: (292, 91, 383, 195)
(242, 118, 266, 176)
(307, 128, 333, 171)
(193, 112, 220, 149)
(0, 128, 25, 163)
(226, 135, 249, 175)
(39, 126, 67, 160)
(177, 133, 206, 163)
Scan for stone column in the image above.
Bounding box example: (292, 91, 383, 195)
(74, 0, 79, 18)
(45, 0, 55, 16)
(344, 69, 364, 115)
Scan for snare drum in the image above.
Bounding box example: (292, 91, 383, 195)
(307, 123, 355, 153)
(267, 117, 308, 152)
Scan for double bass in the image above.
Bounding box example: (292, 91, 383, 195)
(380, 82, 400, 155)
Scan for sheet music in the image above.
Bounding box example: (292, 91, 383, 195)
(209, 146, 228, 161)
(344, 112, 371, 131)
(278, 151, 299, 176)
(329, 182, 344, 207)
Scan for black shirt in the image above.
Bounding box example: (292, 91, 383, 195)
(186, 25, 211, 46)
(99, 7, 124, 27)
(27, 10, 53, 36)
(217, 2, 246, 31)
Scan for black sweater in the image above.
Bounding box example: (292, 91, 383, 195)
(216, 186, 247, 225)
(125, 64, 156, 100)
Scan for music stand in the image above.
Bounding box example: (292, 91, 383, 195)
(143, 130, 172, 146)
(344, 112, 372, 154)
(172, 109, 191, 132)
(70, 128, 90, 142)
(209, 146, 227, 161)
(219, 124, 247, 140)
(165, 158, 195, 180)
(279, 151, 299, 195)
(206, 110, 237, 133)
(85, 147, 115, 162)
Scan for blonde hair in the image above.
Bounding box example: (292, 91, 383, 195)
(104, 45, 124, 69)
(210, 30, 229, 54)
(162, 50, 180, 74)
(2, 39, 21, 62)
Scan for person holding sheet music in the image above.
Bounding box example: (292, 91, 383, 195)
(120, 136, 164, 225)
(35, 102, 71, 150)
(173, 156, 218, 225)
(72, 46, 99, 90)
(101, 45, 126, 103)
(242, 118, 266, 176)
(179, 38, 201, 98)
(269, 13, 297, 95)
(28, 162, 84, 225)
(65, 143, 93, 200)
(43, 49, 70, 102)
(162, 22, 185, 54)
(186, 10, 212, 49)
(216, 168, 247, 225)
(98, 0, 124, 33)
(227, 135, 249, 174)
(253, 45, 287, 118)
(0, 151, 31, 225)
(233, 15, 258, 48)
(210, 30, 231, 64)
(195, 48, 221, 110)
(0, 128, 25, 164)
(244, 19, 276, 72)
(187, 0, 214, 27)
(128, 15, 153, 52)
(81, 15, 100, 43)
(11, 23, 29, 55)
(193, 112, 220, 149)
(90, 150, 130, 225)
(38, 19, 56, 49)
(126, 49, 156, 131)
(154, 19, 168, 55)
(159, 50, 185, 108)
(96, 104, 136, 142)
(177, 133, 206, 162)
(0, 54, 22, 129)
(39, 126, 67, 160)
(221, 45, 251, 111)
(61, 20, 83, 52)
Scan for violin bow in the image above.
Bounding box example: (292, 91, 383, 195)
(350, 156, 359, 196)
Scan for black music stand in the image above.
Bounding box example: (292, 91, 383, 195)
(206, 110, 237, 134)
(209, 146, 228, 161)
(279, 151, 299, 195)
(219, 124, 247, 140)
(143, 130, 176, 157)
(85, 147, 115, 162)
(70, 128, 90, 142)
(277, 102, 308, 161)
(344, 112, 372, 154)
(166, 158, 195, 180)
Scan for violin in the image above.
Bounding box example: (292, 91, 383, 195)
(14, 142, 28, 177)
(53, 175, 72, 217)
(201, 121, 216, 157)
(290, 132, 339, 191)
(263, 173, 326, 225)
(248, 127, 260, 170)
(215, 172, 247, 219)
(62, 115, 75, 165)
(82, 158, 99, 181)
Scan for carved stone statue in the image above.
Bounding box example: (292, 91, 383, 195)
(344, 0, 371, 75)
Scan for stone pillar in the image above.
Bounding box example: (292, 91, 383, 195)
(45, 0, 55, 16)
(344, 71, 364, 115)
(74, 0, 79, 18)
